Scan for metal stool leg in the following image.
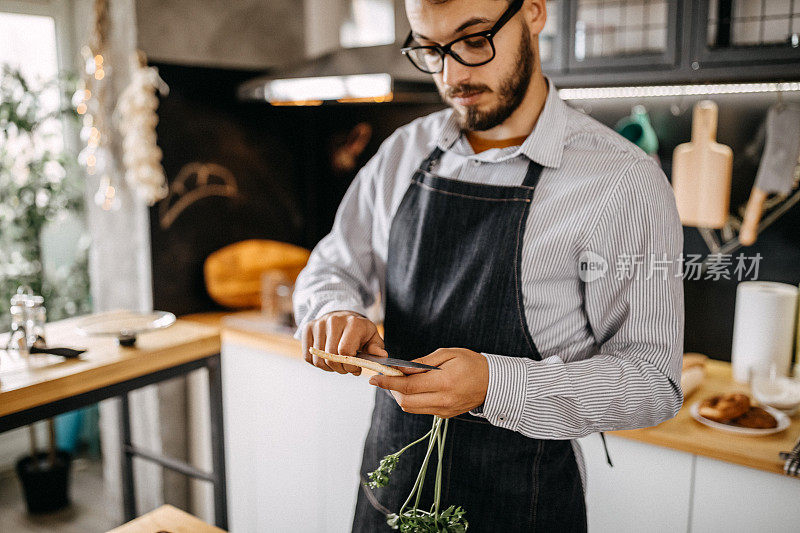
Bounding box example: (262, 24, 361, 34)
(208, 353, 228, 529)
(118, 393, 136, 521)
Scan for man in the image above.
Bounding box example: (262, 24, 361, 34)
(293, 0, 684, 530)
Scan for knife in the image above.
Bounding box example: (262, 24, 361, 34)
(354, 350, 441, 371)
(29, 344, 86, 358)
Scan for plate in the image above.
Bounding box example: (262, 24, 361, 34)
(74, 310, 176, 345)
(690, 401, 790, 436)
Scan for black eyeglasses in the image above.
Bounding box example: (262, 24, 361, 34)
(401, 0, 524, 74)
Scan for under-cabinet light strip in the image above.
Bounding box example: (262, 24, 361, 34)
(558, 81, 800, 100)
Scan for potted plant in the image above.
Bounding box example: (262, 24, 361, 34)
(15, 419, 72, 514)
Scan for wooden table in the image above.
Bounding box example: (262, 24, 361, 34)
(0, 316, 228, 529)
(107, 504, 225, 533)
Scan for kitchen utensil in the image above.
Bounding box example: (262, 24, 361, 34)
(615, 104, 659, 155)
(672, 100, 733, 228)
(28, 345, 86, 359)
(780, 436, 800, 477)
(74, 310, 176, 346)
(740, 105, 800, 245)
(261, 270, 295, 328)
(354, 350, 442, 371)
(690, 401, 790, 436)
(731, 281, 798, 383)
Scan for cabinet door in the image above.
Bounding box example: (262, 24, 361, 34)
(567, 0, 680, 71)
(577, 434, 693, 532)
(222, 342, 376, 533)
(692, 0, 800, 67)
(691, 455, 800, 532)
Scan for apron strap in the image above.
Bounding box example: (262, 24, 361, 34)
(521, 158, 545, 188)
(599, 431, 614, 467)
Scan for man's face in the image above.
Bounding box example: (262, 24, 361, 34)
(405, 0, 540, 131)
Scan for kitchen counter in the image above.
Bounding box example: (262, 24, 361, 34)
(183, 310, 800, 478)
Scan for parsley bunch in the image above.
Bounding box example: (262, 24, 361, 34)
(365, 416, 469, 532)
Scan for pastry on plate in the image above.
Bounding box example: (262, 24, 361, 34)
(730, 406, 778, 429)
(698, 393, 750, 423)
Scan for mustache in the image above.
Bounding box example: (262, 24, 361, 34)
(445, 84, 491, 99)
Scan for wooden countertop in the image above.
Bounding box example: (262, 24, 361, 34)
(610, 359, 800, 475)
(0, 315, 220, 418)
(184, 311, 799, 477)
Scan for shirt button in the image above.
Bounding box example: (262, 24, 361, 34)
(498, 414, 507, 421)
(471, 159, 481, 166)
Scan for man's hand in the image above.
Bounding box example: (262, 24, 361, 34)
(301, 310, 388, 375)
(368, 348, 489, 418)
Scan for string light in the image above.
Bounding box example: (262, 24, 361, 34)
(73, 0, 119, 211)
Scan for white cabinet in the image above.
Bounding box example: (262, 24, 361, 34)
(578, 434, 693, 533)
(580, 434, 800, 533)
(221, 341, 800, 532)
(222, 341, 376, 533)
(690, 456, 800, 533)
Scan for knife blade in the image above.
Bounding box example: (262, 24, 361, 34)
(354, 351, 441, 371)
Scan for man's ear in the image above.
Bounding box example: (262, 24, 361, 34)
(524, 0, 547, 35)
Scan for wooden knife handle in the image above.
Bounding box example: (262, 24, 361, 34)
(740, 187, 768, 246)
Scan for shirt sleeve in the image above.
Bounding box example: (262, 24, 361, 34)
(292, 151, 383, 340)
(469, 158, 685, 439)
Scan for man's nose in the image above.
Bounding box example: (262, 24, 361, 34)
(441, 54, 470, 88)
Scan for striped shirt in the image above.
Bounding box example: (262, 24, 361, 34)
(292, 75, 685, 489)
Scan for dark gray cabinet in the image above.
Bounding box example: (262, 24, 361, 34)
(692, 0, 800, 68)
(543, 0, 800, 86)
(568, 0, 679, 70)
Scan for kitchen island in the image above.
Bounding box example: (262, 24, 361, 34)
(185, 311, 800, 532)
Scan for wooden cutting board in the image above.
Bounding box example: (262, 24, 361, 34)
(204, 239, 310, 309)
(672, 100, 733, 228)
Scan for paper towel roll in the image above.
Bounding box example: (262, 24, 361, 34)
(731, 281, 799, 383)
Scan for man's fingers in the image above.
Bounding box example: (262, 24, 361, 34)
(395, 366, 430, 375)
(301, 324, 313, 364)
(337, 321, 367, 375)
(337, 319, 362, 356)
(311, 321, 333, 372)
(363, 329, 388, 357)
(368, 372, 440, 394)
(392, 392, 448, 413)
(324, 318, 348, 374)
(412, 348, 459, 368)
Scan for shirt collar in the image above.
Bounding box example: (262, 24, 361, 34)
(435, 75, 568, 169)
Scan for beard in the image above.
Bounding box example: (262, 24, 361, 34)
(442, 30, 535, 131)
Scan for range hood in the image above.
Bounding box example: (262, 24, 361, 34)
(237, 44, 440, 105)
(238, 1, 439, 105)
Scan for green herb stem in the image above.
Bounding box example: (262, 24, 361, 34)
(433, 417, 449, 521)
(399, 417, 440, 516)
(396, 426, 435, 457)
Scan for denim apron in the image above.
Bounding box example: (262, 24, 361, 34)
(351, 146, 588, 532)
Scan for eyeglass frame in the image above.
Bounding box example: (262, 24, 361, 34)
(400, 0, 525, 74)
